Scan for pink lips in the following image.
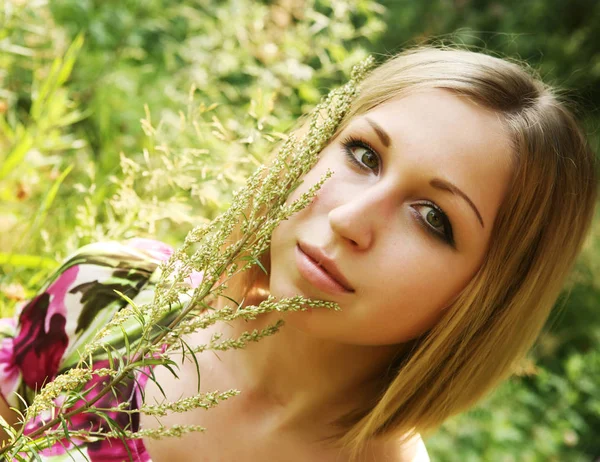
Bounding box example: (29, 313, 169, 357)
(295, 243, 354, 295)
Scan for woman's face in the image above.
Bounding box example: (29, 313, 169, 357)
(269, 89, 513, 345)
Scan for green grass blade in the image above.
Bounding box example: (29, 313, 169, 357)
(0, 132, 33, 181)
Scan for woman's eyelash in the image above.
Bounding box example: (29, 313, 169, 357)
(341, 136, 380, 173)
(412, 202, 456, 248)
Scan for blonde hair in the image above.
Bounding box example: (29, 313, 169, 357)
(334, 47, 598, 457)
(232, 46, 598, 458)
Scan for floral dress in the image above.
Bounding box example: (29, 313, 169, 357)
(0, 238, 191, 461)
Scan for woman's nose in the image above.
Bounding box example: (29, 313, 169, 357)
(328, 186, 391, 250)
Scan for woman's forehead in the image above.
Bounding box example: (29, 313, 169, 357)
(350, 89, 510, 156)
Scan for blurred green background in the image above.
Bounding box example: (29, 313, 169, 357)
(0, 1, 598, 460)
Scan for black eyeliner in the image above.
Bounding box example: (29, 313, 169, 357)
(341, 135, 380, 173)
(414, 202, 455, 248)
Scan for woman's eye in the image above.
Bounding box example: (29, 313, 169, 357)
(341, 136, 380, 174)
(355, 147, 379, 169)
(413, 203, 455, 247)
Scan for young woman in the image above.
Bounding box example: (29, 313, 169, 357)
(0, 47, 597, 461)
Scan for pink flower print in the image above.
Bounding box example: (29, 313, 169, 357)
(128, 238, 203, 288)
(127, 238, 174, 262)
(23, 360, 152, 461)
(0, 318, 20, 403)
(187, 270, 204, 288)
(80, 362, 152, 461)
(12, 266, 78, 389)
(87, 436, 151, 462)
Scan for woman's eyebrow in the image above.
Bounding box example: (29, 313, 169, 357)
(430, 178, 485, 228)
(362, 116, 484, 228)
(365, 117, 391, 147)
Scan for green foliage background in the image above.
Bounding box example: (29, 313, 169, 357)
(0, 0, 598, 460)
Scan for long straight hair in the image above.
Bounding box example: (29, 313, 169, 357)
(227, 46, 598, 459)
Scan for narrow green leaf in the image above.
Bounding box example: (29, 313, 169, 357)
(31, 58, 61, 119)
(113, 289, 138, 309)
(58, 414, 70, 441)
(56, 108, 91, 128)
(180, 338, 202, 393)
(159, 362, 180, 380)
(98, 411, 134, 461)
(219, 294, 245, 309)
(140, 366, 167, 400)
(36, 163, 74, 219)
(121, 325, 131, 361)
(0, 115, 15, 142)
(0, 132, 33, 180)
(11, 163, 74, 253)
(57, 34, 84, 88)
(105, 345, 115, 370)
(240, 254, 268, 274)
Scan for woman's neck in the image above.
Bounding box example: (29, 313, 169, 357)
(187, 292, 401, 439)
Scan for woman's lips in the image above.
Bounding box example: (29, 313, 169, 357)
(295, 243, 354, 295)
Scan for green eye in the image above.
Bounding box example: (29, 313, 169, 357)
(342, 137, 380, 174)
(413, 203, 455, 247)
(426, 209, 443, 229)
(361, 150, 379, 169)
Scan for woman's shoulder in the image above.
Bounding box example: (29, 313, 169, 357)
(405, 435, 430, 462)
(373, 433, 430, 462)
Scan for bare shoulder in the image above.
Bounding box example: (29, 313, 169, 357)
(372, 433, 430, 462)
(403, 434, 430, 462)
